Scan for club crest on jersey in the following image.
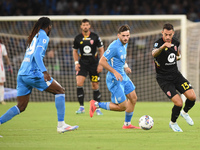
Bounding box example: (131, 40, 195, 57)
(174, 46, 177, 51)
(167, 91, 171, 97)
(90, 40, 94, 45)
(80, 41, 83, 44)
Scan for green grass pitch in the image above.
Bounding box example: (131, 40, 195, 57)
(0, 102, 200, 150)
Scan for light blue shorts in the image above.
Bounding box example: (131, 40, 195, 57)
(17, 74, 53, 96)
(106, 77, 135, 104)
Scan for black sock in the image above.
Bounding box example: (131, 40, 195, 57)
(183, 99, 195, 113)
(77, 87, 84, 106)
(93, 89, 101, 102)
(171, 105, 182, 122)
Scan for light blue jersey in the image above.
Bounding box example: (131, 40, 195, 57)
(18, 29, 49, 76)
(103, 38, 128, 81)
(103, 38, 135, 104)
(17, 29, 53, 96)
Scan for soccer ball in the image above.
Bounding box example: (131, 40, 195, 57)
(139, 115, 154, 130)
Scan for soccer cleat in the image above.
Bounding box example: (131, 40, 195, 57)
(76, 107, 85, 114)
(96, 109, 103, 115)
(0, 101, 6, 105)
(90, 100, 97, 118)
(180, 110, 194, 126)
(122, 124, 141, 129)
(57, 125, 79, 133)
(169, 122, 183, 132)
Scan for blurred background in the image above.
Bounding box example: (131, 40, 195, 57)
(0, 0, 200, 22)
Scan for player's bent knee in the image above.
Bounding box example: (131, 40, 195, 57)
(188, 95, 196, 101)
(174, 101, 183, 107)
(118, 104, 127, 111)
(17, 106, 27, 112)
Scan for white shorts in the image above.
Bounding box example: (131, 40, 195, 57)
(0, 68, 6, 82)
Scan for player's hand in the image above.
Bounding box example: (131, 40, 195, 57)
(75, 64, 80, 71)
(125, 67, 131, 74)
(97, 64, 103, 73)
(114, 71, 123, 81)
(43, 71, 51, 81)
(162, 42, 172, 48)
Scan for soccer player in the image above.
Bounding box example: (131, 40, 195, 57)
(73, 19, 104, 115)
(0, 40, 12, 105)
(152, 23, 196, 132)
(0, 17, 78, 133)
(90, 25, 140, 129)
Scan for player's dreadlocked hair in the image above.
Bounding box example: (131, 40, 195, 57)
(27, 17, 51, 46)
(118, 24, 130, 33)
(163, 23, 174, 31)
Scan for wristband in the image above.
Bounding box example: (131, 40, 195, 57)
(124, 63, 128, 68)
(75, 61, 79, 65)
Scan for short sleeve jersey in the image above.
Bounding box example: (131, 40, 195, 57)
(18, 29, 49, 76)
(152, 37, 180, 78)
(73, 32, 103, 65)
(0, 44, 7, 72)
(103, 38, 129, 81)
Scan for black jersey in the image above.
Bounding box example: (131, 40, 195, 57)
(152, 37, 180, 78)
(73, 32, 103, 65)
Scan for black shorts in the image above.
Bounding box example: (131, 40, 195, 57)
(76, 62, 100, 82)
(156, 72, 193, 99)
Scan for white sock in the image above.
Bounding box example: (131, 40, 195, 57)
(181, 109, 186, 114)
(170, 121, 176, 124)
(58, 121, 66, 127)
(0, 85, 4, 102)
(124, 122, 131, 126)
(94, 102, 99, 108)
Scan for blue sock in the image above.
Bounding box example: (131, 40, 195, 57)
(125, 111, 133, 122)
(98, 102, 110, 110)
(55, 94, 65, 121)
(0, 106, 20, 124)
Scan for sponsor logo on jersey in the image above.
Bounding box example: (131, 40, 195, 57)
(82, 37, 91, 40)
(168, 53, 176, 62)
(83, 45, 92, 56)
